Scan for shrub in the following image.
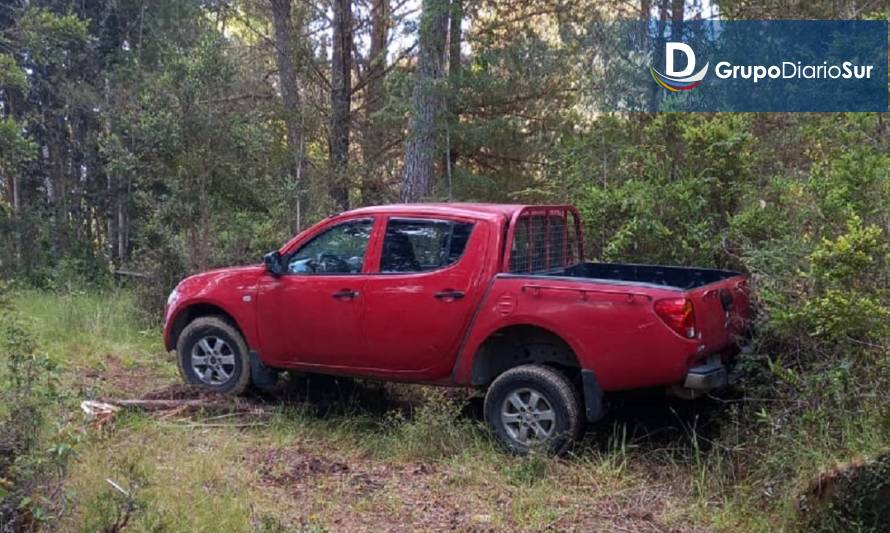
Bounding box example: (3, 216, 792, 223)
(568, 113, 890, 530)
(380, 388, 481, 461)
(0, 282, 74, 531)
(796, 451, 890, 533)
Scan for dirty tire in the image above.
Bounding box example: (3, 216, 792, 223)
(484, 364, 582, 456)
(176, 316, 251, 395)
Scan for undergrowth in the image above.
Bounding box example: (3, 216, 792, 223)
(1, 286, 888, 531)
(0, 283, 78, 531)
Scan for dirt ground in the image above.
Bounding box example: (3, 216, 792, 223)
(77, 359, 725, 532)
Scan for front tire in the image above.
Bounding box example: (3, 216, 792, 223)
(484, 364, 582, 456)
(176, 316, 251, 395)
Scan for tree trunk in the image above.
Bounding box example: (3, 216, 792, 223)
(44, 113, 68, 257)
(638, 0, 650, 52)
(646, 0, 668, 112)
(10, 175, 17, 214)
(361, 0, 389, 206)
(671, 0, 684, 24)
(443, 0, 462, 199)
(107, 171, 117, 263)
(329, 0, 352, 211)
(9, 172, 20, 268)
(103, 75, 119, 264)
(2, 70, 25, 269)
(400, 0, 449, 202)
(270, 0, 306, 230)
(666, 0, 683, 181)
(448, 0, 462, 87)
(118, 176, 129, 263)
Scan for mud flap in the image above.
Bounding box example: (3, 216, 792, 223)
(249, 350, 279, 390)
(581, 369, 605, 422)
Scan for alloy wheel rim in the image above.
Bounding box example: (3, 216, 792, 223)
(190, 335, 236, 386)
(500, 387, 556, 445)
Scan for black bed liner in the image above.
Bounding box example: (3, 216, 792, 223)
(547, 262, 741, 290)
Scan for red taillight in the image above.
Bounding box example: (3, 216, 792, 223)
(654, 298, 697, 339)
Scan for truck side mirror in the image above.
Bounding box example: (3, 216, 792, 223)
(263, 250, 284, 276)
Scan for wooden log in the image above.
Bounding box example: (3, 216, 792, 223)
(96, 398, 271, 415)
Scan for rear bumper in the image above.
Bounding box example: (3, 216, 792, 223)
(683, 359, 729, 390)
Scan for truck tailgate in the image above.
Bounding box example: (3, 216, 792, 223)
(687, 275, 750, 357)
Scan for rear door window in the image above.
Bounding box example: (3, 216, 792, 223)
(380, 219, 474, 273)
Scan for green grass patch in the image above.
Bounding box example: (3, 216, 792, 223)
(12, 289, 160, 359)
(11, 289, 174, 394)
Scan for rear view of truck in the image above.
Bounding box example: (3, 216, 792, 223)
(499, 205, 751, 394)
(462, 205, 752, 454)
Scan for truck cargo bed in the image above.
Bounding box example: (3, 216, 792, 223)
(548, 262, 741, 290)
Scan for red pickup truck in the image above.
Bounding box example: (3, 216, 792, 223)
(164, 204, 750, 454)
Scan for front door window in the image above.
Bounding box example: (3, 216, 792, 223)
(286, 219, 373, 274)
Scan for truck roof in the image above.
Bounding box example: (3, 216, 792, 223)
(345, 203, 566, 220)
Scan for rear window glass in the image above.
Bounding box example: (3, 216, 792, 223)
(381, 219, 474, 273)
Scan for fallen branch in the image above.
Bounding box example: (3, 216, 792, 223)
(113, 270, 153, 279)
(93, 398, 273, 416)
(159, 422, 268, 429)
(201, 412, 264, 422)
(98, 399, 223, 411)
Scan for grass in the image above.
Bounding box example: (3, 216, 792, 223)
(11, 289, 175, 395)
(5, 289, 886, 531)
(64, 416, 261, 532)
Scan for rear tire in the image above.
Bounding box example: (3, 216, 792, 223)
(176, 316, 251, 395)
(484, 364, 583, 456)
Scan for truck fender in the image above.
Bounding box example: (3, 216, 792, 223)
(453, 316, 590, 386)
(165, 299, 259, 354)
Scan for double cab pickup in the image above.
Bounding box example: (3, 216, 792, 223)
(164, 204, 750, 454)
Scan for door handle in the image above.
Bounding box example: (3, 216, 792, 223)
(434, 289, 465, 301)
(332, 289, 358, 300)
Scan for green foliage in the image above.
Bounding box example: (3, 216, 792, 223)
(0, 54, 27, 92)
(796, 217, 890, 345)
(10, 289, 160, 362)
(16, 8, 90, 66)
(378, 389, 482, 461)
(727, 176, 812, 248)
(754, 217, 890, 348)
(810, 216, 889, 289)
(501, 452, 551, 487)
(561, 108, 890, 530)
(801, 289, 890, 344)
(809, 146, 890, 224)
(571, 114, 756, 266)
(579, 176, 714, 264)
(0, 282, 74, 528)
(0, 117, 36, 170)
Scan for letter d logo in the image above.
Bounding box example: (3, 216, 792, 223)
(666, 43, 696, 77)
(649, 42, 709, 92)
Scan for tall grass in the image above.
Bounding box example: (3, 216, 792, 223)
(699, 395, 890, 530)
(65, 418, 263, 532)
(12, 289, 162, 368)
